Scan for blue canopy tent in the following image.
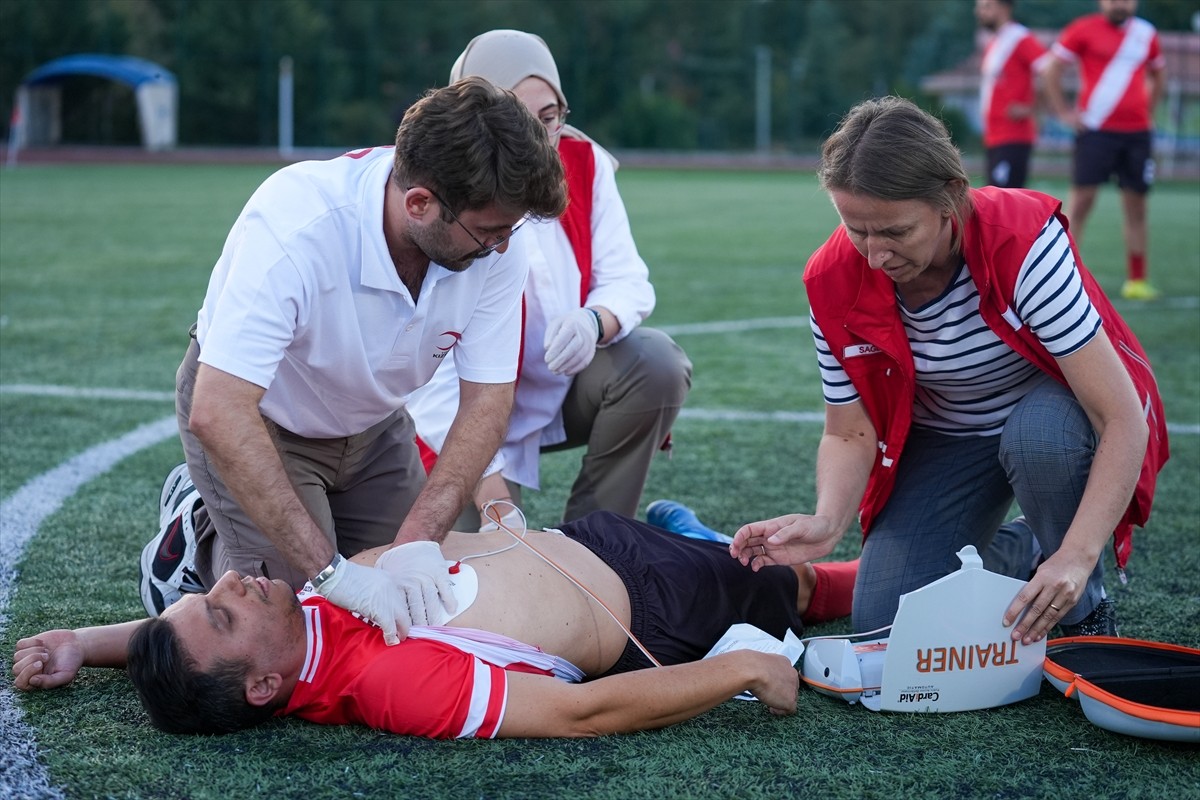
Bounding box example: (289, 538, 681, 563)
(11, 54, 177, 154)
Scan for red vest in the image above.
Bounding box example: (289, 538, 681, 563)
(805, 187, 1168, 569)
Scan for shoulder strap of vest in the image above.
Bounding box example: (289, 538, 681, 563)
(556, 137, 596, 305)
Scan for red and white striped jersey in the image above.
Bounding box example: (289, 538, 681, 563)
(980, 21, 1047, 147)
(1052, 14, 1164, 132)
(281, 593, 581, 739)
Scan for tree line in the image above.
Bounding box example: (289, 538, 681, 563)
(1, 0, 1193, 152)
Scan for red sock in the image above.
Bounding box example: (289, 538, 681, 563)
(1128, 253, 1146, 281)
(803, 559, 859, 624)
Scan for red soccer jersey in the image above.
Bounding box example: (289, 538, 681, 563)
(980, 22, 1047, 147)
(281, 595, 568, 739)
(1052, 13, 1164, 132)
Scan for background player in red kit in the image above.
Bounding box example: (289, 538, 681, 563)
(975, 0, 1048, 188)
(1044, 0, 1167, 300)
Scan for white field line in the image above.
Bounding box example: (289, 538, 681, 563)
(0, 415, 178, 800)
(655, 297, 1200, 338)
(657, 316, 808, 336)
(680, 408, 825, 424)
(678, 407, 1200, 436)
(2, 383, 1198, 435)
(0, 384, 175, 403)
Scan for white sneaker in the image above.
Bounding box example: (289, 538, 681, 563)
(141, 465, 205, 616)
(159, 462, 195, 527)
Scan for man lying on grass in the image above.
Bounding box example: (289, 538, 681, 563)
(12, 511, 856, 739)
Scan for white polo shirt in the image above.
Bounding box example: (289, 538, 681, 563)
(195, 146, 527, 438)
(406, 139, 655, 489)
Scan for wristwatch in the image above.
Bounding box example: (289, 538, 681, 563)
(310, 554, 345, 591)
(587, 307, 604, 342)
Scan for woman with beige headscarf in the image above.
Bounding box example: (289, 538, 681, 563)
(406, 30, 693, 529)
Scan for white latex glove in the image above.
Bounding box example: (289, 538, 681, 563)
(544, 308, 599, 376)
(314, 557, 416, 646)
(375, 541, 459, 628)
(478, 507, 525, 533)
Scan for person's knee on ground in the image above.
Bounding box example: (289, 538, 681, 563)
(618, 326, 693, 404)
(999, 382, 1096, 543)
(575, 328, 691, 431)
(559, 328, 692, 520)
(851, 426, 1015, 633)
(999, 382, 1107, 623)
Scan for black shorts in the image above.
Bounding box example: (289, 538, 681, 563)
(559, 511, 805, 677)
(985, 143, 1033, 188)
(1073, 130, 1154, 193)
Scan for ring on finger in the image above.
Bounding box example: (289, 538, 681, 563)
(759, 545, 767, 557)
(1049, 604, 1061, 611)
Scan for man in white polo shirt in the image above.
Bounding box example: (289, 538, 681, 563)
(151, 78, 567, 646)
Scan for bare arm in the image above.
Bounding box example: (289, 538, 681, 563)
(731, 401, 876, 568)
(812, 400, 878, 536)
(396, 379, 514, 545)
(1146, 66, 1166, 127)
(497, 651, 798, 737)
(189, 364, 333, 577)
(1005, 335, 1147, 643)
(1041, 57, 1077, 128)
(12, 620, 147, 691)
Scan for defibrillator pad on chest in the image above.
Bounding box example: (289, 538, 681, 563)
(438, 561, 479, 624)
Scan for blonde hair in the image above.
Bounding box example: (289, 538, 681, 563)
(818, 97, 972, 253)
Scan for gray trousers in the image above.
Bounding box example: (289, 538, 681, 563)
(457, 326, 692, 528)
(176, 338, 425, 591)
(853, 380, 1106, 633)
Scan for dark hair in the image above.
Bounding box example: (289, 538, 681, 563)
(392, 76, 567, 221)
(127, 617, 279, 734)
(818, 96, 973, 253)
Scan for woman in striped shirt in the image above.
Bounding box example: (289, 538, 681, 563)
(730, 97, 1167, 646)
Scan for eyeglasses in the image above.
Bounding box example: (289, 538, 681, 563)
(539, 107, 570, 137)
(425, 187, 528, 256)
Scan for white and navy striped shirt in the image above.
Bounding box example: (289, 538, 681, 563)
(812, 215, 1102, 436)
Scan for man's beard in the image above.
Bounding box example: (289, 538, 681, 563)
(284, 591, 307, 647)
(410, 219, 484, 273)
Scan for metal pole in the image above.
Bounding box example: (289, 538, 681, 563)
(6, 88, 26, 169)
(755, 45, 771, 154)
(279, 56, 294, 157)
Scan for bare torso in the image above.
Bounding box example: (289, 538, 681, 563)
(352, 529, 633, 675)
